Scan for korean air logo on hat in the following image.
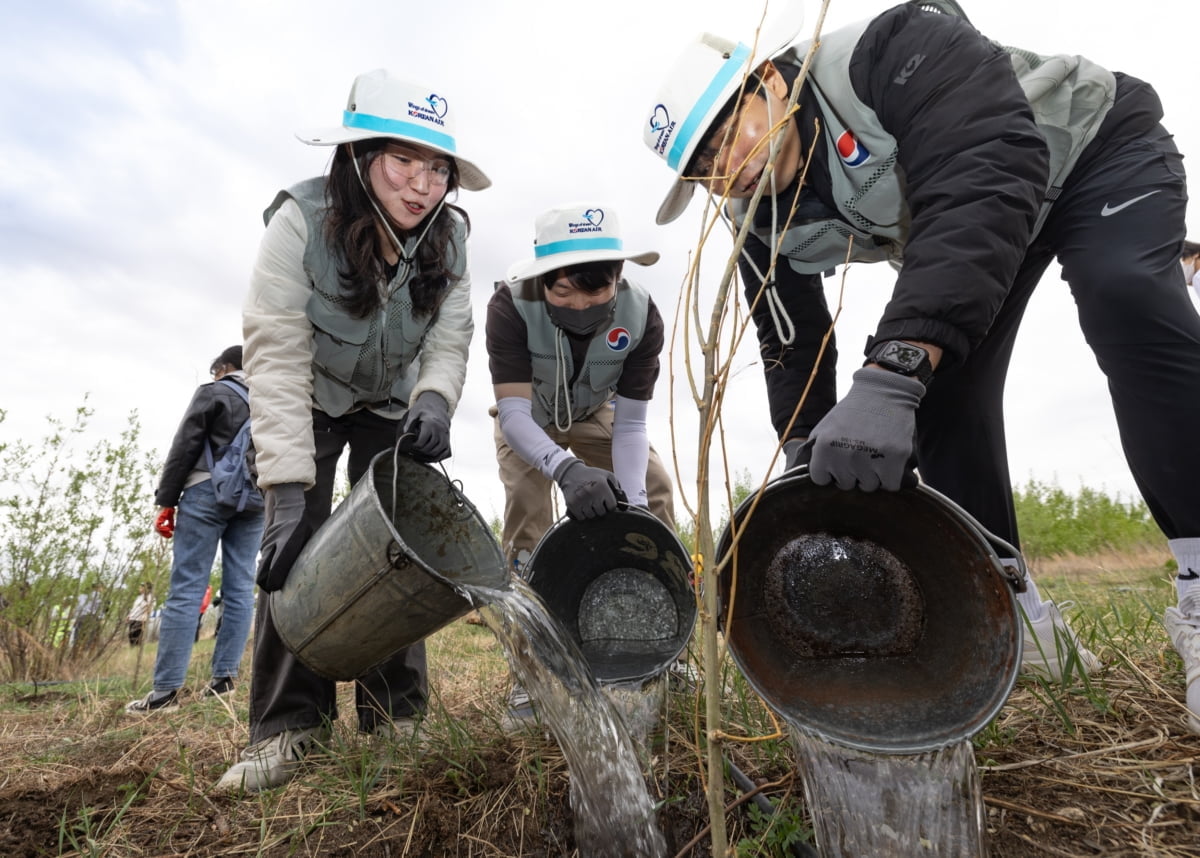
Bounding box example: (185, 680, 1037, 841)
(408, 93, 448, 128)
(606, 327, 631, 352)
(569, 208, 605, 234)
(648, 105, 677, 156)
(836, 130, 870, 167)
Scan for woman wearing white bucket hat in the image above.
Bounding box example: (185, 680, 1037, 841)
(486, 202, 676, 727)
(487, 202, 675, 540)
(641, 2, 1200, 731)
(217, 69, 490, 793)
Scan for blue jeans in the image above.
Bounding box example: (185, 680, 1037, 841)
(153, 479, 264, 691)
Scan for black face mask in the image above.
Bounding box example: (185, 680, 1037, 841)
(546, 296, 616, 337)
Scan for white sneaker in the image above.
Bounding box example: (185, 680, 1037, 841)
(213, 727, 328, 793)
(499, 684, 537, 733)
(1163, 593, 1200, 734)
(668, 659, 700, 691)
(370, 715, 422, 743)
(1020, 600, 1102, 681)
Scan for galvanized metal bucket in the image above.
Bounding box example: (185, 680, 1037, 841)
(526, 505, 696, 684)
(272, 448, 508, 680)
(717, 470, 1023, 754)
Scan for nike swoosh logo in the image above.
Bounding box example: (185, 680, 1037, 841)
(1100, 190, 1161, 216)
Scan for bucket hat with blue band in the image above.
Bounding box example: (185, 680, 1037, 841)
(506, 203, 659, 285)
(296, 68, 490, 191)
(642, 6, 805, 225)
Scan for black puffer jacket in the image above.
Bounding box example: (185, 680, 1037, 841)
(154, 373, 252, 507)
(741, 3, 1163, 441)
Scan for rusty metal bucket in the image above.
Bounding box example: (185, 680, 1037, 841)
(716, 470, 1023, 753)
(272, 448, 508, 680)
(526, 505, 696, 684)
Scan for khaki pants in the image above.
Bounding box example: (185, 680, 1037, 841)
(492, 405, 675, 569)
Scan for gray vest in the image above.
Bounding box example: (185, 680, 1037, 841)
(265, 178, 466, 417)
(511, 279, 650, 429)
(732, 20, 1116, 274)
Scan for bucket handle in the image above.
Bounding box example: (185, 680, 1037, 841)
(385, 540, 414, 571)
(918, 485, 1027, 593)
(389, 444, 479, 525)
(782, 466, 1027, 592)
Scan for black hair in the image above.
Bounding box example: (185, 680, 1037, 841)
(541, 260, 624, 294)
(1183, 240, 1200, 260)
(211, 345, 243, 373)
(323, 140, 470, 320)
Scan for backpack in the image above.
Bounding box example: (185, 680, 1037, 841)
(204, 379, 265, 514)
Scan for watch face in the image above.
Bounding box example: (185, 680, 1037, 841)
(879, 341, 926, 371)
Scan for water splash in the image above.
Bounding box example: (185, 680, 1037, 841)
(468, 579, 667, 858)
(791, 729, 987, 857)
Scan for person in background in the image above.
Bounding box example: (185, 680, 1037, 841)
(126, 346, 264, 714)
(1182, 240, 1200, 303)
(195, 583, 213, 643)
(486, 202, 676, 726)
(216, 68, 490, 792)
(127, 581, 154, 646)
(211, 587, 224, 637)
(641, 2, 1200, 733)
(71, 582, 105, 653)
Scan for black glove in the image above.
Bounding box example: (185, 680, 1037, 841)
(401, 391, 452, 462)
(256, 482, 312, 592)
(797, 367, 924, 492)
(553, 458, 621, 520)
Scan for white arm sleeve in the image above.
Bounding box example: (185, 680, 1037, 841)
(496, 396, 575, 481)
(611, 395, 650, 508)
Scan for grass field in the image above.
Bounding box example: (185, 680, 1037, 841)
(1, 547, 1198, 857)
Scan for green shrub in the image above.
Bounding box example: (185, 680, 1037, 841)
(0, 404, 169, 681)
(1013, 479, 1162, 559)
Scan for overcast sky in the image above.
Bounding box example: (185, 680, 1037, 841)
(2, 0, 1198, 533)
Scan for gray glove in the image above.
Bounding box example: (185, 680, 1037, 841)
(554, 458, 621, 520)
(402, 391, 452, 462)
(798, 367, 924, 492)
(256, 482, 311, 592)
(782, 438, 806, 471)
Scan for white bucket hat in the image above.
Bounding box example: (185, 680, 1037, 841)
(642, 6, 806, 225)
(506, 203, 659, 284)
(296, 68, 491, 191)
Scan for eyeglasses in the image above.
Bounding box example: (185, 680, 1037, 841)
(688, 147, 723, 182)
(380, 148, 453, 188)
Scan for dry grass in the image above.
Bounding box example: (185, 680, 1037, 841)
(1, 551, 1198, 857)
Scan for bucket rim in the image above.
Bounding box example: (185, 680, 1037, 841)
(526, 503, 698, 684)
(717, 470, 1022, 754)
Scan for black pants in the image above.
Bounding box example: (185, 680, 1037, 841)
(128, 621, 143, 646)
(916, 125, 1200, 546)
(248, 408, 428, 743)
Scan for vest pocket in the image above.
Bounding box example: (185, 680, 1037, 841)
(307, 291, 370, 383)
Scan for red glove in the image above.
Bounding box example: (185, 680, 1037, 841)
(155, 507, 175, 539)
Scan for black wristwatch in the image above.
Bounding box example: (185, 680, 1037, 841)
(866, 340, 934, 386)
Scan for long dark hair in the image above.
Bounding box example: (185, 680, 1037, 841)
(322, 140, 471, 319)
